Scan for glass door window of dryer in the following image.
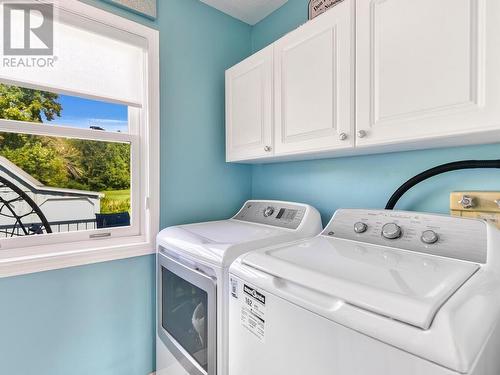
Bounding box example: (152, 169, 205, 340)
(162, 267, 209, 371)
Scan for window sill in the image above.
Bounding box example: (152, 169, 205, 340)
(0, 237, 156, 278)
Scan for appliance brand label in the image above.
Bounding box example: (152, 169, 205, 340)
(243, 284, 266, 305)
(241, 284, 266, 342)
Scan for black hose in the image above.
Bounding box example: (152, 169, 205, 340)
(385, 159, 500, 210)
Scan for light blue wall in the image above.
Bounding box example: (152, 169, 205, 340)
(251, 0, 500, 225)
(0, 256, 155, 375)
(0, 1, 253, 375)
(251, 0, 309, 52)
(159, 0, 252, 227)
(252, 145, 500, 225)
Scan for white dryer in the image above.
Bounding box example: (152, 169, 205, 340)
(156, 200, 322, 375)
(228, 209, 500, 375)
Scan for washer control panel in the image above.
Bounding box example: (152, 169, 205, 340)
(323, 209, 488, 263)
(233, 201, 306, 230)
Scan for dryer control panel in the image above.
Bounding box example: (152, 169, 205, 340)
(323, 209, 488, 263)
(233, 201, 307, 230)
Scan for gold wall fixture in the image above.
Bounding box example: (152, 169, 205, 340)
(450, 192, 500, 229)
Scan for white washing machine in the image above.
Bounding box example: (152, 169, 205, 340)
(156, 200, 322, 375)
(229, 209, 500, 375)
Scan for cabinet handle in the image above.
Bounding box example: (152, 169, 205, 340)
(357, 130, 367, 138)
(339, 132, 348, 141)
(264, 146, 272, 152)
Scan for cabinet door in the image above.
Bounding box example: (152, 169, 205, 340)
(225, 46, 273, 162)
(274, 0, 355, 156)
(356, 0, 500, 147)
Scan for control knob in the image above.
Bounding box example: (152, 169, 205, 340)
(382, 223, 402, 239)
(263, 206, 275, 217)
(354, 222, 368, 234)
(421, 230, 439, 244)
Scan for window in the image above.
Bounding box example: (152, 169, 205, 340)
(0, 96, 132, 234)
(0, 0, 159, 276)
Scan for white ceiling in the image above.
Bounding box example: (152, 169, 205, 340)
(200, 0, 288, 25)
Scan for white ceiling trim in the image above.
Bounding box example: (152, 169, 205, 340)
(200, 0, 288, 25)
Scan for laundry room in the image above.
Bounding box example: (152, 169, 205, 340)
(0, 0, 500, 375)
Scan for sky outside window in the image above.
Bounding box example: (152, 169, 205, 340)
(43, 94, 128, 132)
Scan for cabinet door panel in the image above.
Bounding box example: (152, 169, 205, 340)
(274, 0, 354, 155)
(226, 46, 273, 161)
(356, 0, 500, 147)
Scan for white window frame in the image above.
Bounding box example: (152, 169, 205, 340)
(0, 0, 160, 277)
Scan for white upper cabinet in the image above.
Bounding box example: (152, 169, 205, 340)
(225, 0, 500, 163)
(274, 0, 354, 156)
(356, 0, 500, 147)
(226, 46, 273, 162)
